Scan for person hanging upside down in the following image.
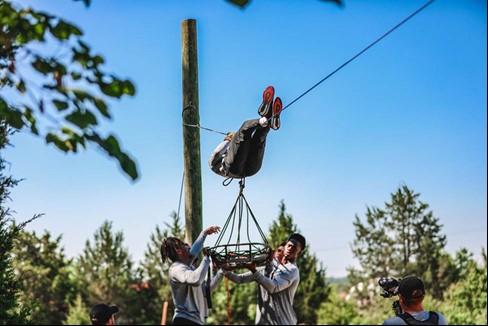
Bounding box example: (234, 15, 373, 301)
(209, 86, 283, 179)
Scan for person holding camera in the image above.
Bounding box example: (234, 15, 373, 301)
(382, 276, 448, 325)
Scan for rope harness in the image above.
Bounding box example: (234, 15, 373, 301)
(209, 180, 271, 269)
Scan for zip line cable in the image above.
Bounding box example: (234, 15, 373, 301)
(183, 0, 437, 135)
(281, 0, 436, 112)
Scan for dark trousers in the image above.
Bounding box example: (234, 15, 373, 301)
(223, 118, 270, 178)
(173, 317, 201, 325)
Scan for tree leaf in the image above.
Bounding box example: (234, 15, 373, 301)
(85, 133, 139, 180)
(65, 110, 97, 129)
(16, 80, 26, 93)
(32, 58, 52, 75)
(122, 80, 136, 96)
(93, 98, 110, 118)
(53, 100, 69, 111)
(50, 20, 81, 40)
(0, 98, 25, 129)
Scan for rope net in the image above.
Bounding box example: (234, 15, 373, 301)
(209, 180, 271, 269)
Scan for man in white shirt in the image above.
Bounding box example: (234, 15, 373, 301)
(225, 234, 305, 325)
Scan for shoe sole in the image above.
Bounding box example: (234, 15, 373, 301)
(271, 97, 282, 130)
(258, 86, 274, 118)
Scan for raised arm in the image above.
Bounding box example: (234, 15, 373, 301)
(189, 226, 220, 265)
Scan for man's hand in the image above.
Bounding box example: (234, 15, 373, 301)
(204, 226, 221, 235)
(220, 263, 237, 272)
(243, 261, 257, 273)
(268, 249, 275, 261)
(202, 247, 210, 257)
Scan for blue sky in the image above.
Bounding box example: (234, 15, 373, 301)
(6, 0, 487, 277)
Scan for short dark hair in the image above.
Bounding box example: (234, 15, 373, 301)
(89, 304, 118, 325)
(287, 233, 306, 250)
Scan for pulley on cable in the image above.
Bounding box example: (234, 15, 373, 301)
(209, 179, 271, 269)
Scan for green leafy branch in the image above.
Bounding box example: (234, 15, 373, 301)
(0, 0, 138, 180)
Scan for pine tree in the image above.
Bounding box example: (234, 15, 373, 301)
(62, 295, 91, 325)
(0, 121, 30, 324)
(12, 230, 78, 324)
(350, 185, 447, 299)
(76, 220, 135, 324)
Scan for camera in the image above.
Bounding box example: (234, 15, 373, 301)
(378, 277, 402, 316)
(378, 277, 401, 298)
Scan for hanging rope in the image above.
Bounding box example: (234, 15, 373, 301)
(209, 180, 271, 268)
(182, 0, 436, 134)
(222, 176, 235, 187)
(177, 171, 184, 220)
(226, 276, 231, 326)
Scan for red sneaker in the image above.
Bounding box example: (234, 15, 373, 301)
(271, 97, 282, 130)
(258, 86, 274, 119)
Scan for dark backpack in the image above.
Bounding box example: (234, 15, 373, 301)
(398, 311, 439, 325)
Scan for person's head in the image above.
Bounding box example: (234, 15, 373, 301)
(274, 241, 287, 263)
(398, 276, 425, 309)
(160, 237, 190, 264)
(284, 233, 306, 261)
(89, 304, 118, 325)
(224, 131, 235, 141)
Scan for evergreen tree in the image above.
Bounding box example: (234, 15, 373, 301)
(62, 294, 91, 325)
(0, 120, 32, 324)
(268, 200, 298, 247)
(350, 185, 447, 299)
(76, 220, 135, 324)
(12, 230, 78, 324)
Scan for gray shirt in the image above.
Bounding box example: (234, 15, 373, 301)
(225, 265, 272, 325)
(226, 260, 299, 325)
(169, 232, 224, 325)
(382, 311, 448, 325)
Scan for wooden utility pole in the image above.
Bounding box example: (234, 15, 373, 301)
(181, 19, 202, 244)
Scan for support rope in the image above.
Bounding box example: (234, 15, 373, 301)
(177, 171, 184, 220)
(226, 276, 231, 325)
